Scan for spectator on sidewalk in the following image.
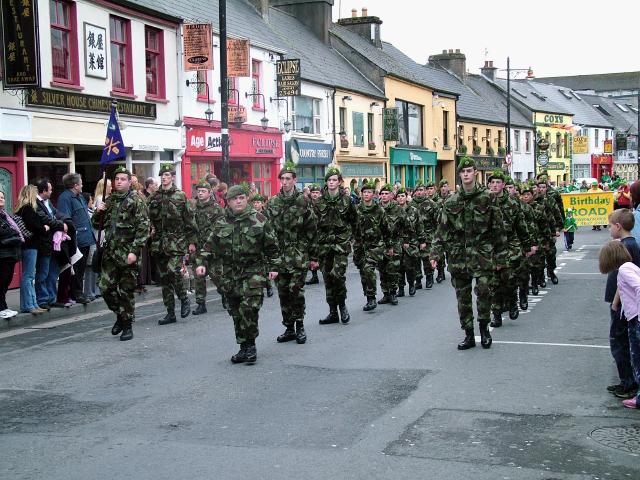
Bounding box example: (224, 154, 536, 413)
(0, 189, 24, 319)
(15, 185, 49, 314)
(143, 177, 158, 198)
(34, 179, 66, 309)
(57, 173, 94, 304)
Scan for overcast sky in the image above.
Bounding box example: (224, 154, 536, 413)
(332, 0, 640, 79)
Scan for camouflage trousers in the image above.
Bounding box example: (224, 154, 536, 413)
(451, 272, 492, 330)
(380, 252, 400, 294)
(398, 246, 419, 286)
(276, 269, 307, 326)
(514, 255, 532, 289)
(225, 276, 264, 344)
(156, 254, 187, 311)
(319, 251, 349, 305)
(99, 256, 137, 321)
(194, 259, 221, 304)
(414, 249, 434, 282)
(491, 267, 517, 313)
(355, 245, 383, 298)
(540, 236, 558, 271)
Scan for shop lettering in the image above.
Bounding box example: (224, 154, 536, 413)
(276, 60, 300, 75)
(190, 135, 205, 149)
(543, 114, 564, 124)
(410, 152, 422, 161)
(252, 137, 278, 149)
(299, 148, 330, 158)
(207, 135, 222, 149)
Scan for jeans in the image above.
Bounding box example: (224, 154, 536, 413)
(35, 255, 59, 306)
(20, 249, 39, 312)
(628, 317, 640, 402)
(610, 308, 636, 388)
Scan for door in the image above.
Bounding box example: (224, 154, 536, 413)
(0, 162, 21, 289)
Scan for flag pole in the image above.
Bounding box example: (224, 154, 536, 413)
(96, 100, 119, 246)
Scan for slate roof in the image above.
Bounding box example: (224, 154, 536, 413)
(126, 0, 287, 52)
(581, 94, 638, 135)
(495, 79, 571, 116)
(535, 72, 640, 93)
(266, 8, 385, 98)
(465, 75, 533, 128)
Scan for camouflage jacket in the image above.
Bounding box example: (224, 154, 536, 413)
(315, 186, 357, 256)
(431, 184, 508, 275)
(494, 190, 533, 252)
(265, 187, 318, 271)
(399, 203, 425, 257)
(200, 205, 280, 293)
(380, 201, 404, 253)
(91, 190, 149, 263)
(418, 197, 441, 245)
(520, 200, 544, 246)
(534, 194, 562, 235)
(193, 198, 224, 249)
(147, 185, 198, 256)
(354, 202, 391, 249)
(547, 188, 566, 222)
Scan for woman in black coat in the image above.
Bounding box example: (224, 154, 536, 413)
(0, 189, 23, 318)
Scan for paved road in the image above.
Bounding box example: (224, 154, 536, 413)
(1, 229, 639, 480)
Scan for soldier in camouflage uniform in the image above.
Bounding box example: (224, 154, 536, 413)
(305, 184, 323, 285)
(191, 179, 224, 315)
(316, 167, 357, 325)
(410, 182, 427, 289)
(92, 166, 149, 341)
(353, 181, 391, 311)
(434, 179, 450, 283)
(251, 194, 274, 298)
(378, 184, 403, 305)
(415, 183, 440, 289)
(431, 157, 508, 350)
(265, 163, 318, 344)
(487, 170, 535, 328)
(196, 185, 280, 364)
(148, 164, 198, 325)
(396, 187, 426, 297)
(535, 176, 563, 286)
(519, 182, 547, 298)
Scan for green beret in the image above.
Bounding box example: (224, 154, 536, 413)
(113, 165, 131, 177)
(226, 184, 249, 200)
(505, 176, 514, 186)
(592, 181, 598, 185)
(158, 164, 175, 176)
(396, 187, 407, 196)
(195, 179, 211, 190)
(251, 193, 266, 202)
(309, 183, 321, 192)
(324, 166, 342, 181)
(536, 176, 549, 185)
(361, 181, 376, 192)
(457, 156, 476, 172)
(536, 170, 548, 180)
(520, 184, 533, 194)
(414, 180, 425, 189)
(439, 179, 449, 187)
(278, 161, 297, 178)
(379, 183, 393, 193)
(425, 181, 435, 188)
(487, 169, 506, 182)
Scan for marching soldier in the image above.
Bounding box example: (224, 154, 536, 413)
(148, 164, 198, 325)
(535, 176, 563, 286)
(431, 157, 508, 350)
(519, 182, 547, 298)
(196, 185, 280, 364)
(416, 183, 440, 289)
(265, 163, 318, 344)
(410, 182, 427, 289)
(316, 167, 357, 325)
(396, 187, 426, 297)
(251, 193, 274, 298)
(92, 166, 149, 341)
(192, 179, 224, 315)
(434, 180, 449, 284)
(305, 184, 323, 285)
(378, 184, 403, 306)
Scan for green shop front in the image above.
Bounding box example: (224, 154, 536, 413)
(390, 147, 437, 187)
(287, 139, 333, 188)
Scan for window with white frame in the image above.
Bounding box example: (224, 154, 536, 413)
(514, 130, 521, 152)
(292, 96, 321, 134)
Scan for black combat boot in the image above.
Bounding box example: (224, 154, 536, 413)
(519, 287, 528, 310)
(180, 297, 191, 318)
(158, 311, 177, 325)
(378, 293, 390, 304)
(363, 296, 377, 311)
(539, 270, 547, 288)
(277, 326, 296, 343)
(457, 329, 476, 350)
(120, 316, 133, 341)
(548, 269, 558, 285)
(436, 267, 446, 283)
(111, 314, 123, 336)
(408, 281, 416, 296)
(266, 281, 274, 297)
(305, 270, 319, 285)
(389, 291, 399, 305)
(415, 278, 423, 290)
(339, 302, 350, 324)
(295, 321, 307, 344)
(231, 341, 256, 364)
(192, 302, 207, 315)
(425, 273, 434, 289)
(509, 302, 519, 320)
(221, 293, 228, 310)
(479, 323, 492, 349)
(397, 286, 405, 297)
(490, 311, 503, 328)
(319, 304, 339, 324)
(530, 274, 539, 295)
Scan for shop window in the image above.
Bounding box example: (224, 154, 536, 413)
(160, 150, 173, 162)
(50, 0, 79, 86)
(292, 96, 321, 134)
(251, 60, 262, 108)
(251, 162, 272, 197)
(442, 111, 449, 147)
(110, 16, 133, 95)
(352, 112, 364, 147)
(395, 99, 423, 147)
(514, 130, 520, 152)
(145, 26, 165, 100)
(0, 143, 17, 157)
(196, 71, 209, 101)
(26, 145, 70, 158)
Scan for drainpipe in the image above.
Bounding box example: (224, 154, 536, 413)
(331, 87, 337, 163)
(175, 25, 186, 190)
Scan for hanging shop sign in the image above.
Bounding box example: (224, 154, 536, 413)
(604, 139, 613, 154)
(276, 59, 301, 97)
(84, 23, 107, 79)
(1, 0, 40, 88)
(383, 108, 399, 142)
(537, 152, 549, 166)
(26, 88, 157, 118)
(182, 23, 213, 71)
(227, 38, 250, 77)
(573, 135, 588, 154)
(228, 105, 247, 124)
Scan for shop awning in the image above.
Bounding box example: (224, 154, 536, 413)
(289, 139, 333, 165)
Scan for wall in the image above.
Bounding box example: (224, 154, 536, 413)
(509, 128, 535, 181)
(533, 111, 574, 184)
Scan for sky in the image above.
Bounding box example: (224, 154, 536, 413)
(332, 0, 640, 79)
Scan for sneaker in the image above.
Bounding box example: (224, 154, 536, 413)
(622, 397, 638, 409)
(607, 383, 623, 392)
(0, 309, 12, 318)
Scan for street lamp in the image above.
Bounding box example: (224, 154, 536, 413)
(270, 97, 291, 133)
(246, 92, 268, 130)
(185, 79, 213, 124)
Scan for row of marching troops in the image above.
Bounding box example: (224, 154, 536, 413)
(94, 158, 564, 364)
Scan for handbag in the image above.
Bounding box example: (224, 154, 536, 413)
(13, 214, 33, 240)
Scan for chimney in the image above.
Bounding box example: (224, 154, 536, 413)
(527, 67, 535, 79)
(271, 1, 335, 44)
(337, 7, 383, 48)
(427, 49, 466, 80)
(480, 60, 497, 81)
(248, 0, 269, 20)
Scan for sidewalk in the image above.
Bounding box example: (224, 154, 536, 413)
(1, 285, 164, 332)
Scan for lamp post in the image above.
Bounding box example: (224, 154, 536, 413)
(270, 97, 292, 133)
(185, 79, 214, 124)
(245, 92, 269, 130)
(219, 0, 230, 184)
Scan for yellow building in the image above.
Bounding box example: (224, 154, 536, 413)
(456, 121, 507, 184)
(533, 111, 573, 184)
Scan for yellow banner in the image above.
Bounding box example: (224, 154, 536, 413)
(573, 136, 588, 154)
(561, 192, 614, 226)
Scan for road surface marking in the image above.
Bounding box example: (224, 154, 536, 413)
(491, 340, 608, 349)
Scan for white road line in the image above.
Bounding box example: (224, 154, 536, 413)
(557, 272, 602, 275)
(559, 263, 567, 267)
(491, 340, 608, 349)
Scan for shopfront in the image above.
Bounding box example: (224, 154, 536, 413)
(390, 147, 437, 188)
(287, 139, 332, 188)
(184, 119, 283, 198)
(473, 156, 505, 184)
(340, 162, 386, 192)
(591, 154, 613, 181)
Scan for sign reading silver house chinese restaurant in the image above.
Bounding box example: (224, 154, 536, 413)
(276, 59, 301, 97)
(1, 0, 40, 88)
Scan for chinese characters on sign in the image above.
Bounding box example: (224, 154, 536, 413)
(182, 23, 213, 71)
(383, 108, 399, 142)
(1, 0, 40, 88)
(276, 59, 301, 97)
(227, 39, 250, 77)
(84, 23, 107, 79)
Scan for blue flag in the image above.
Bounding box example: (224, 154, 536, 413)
(100, 106, 126, 168)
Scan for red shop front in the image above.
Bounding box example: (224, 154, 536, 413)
(183, 118, 283, 198)
(591, 154, 613, 180)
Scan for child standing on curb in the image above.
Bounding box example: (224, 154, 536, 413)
(563, 208, 578, 250)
